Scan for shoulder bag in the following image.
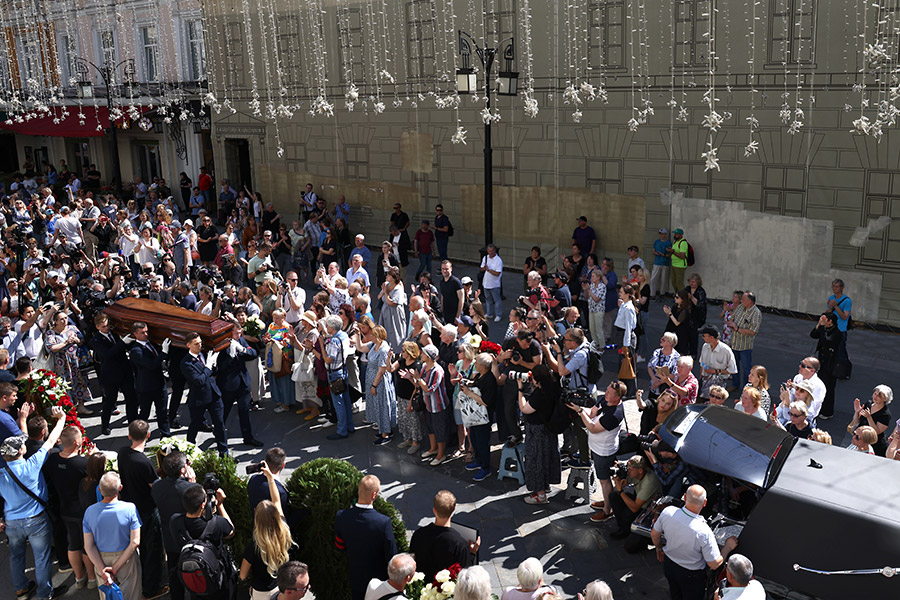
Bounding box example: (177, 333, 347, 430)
(1, 461, 47, 508)
(328, 336, 347, 394)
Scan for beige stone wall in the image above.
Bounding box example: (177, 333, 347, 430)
(206, 0, 900, 324)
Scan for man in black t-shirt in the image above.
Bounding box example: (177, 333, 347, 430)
(118, 420, 167, 599)
(439, 261, 464, 325)
(409, 490, 479, 584)
(151, 451, 195, 600)
(390, 203, 411, 267)
(170, 484, 235, 599)
(42, 426, 89, 586)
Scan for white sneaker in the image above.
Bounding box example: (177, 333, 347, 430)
(273, 406, 288, 414)
(494, 316, 502, 322)
(636, 355, 646, 363)
(319, 420, 334, 428)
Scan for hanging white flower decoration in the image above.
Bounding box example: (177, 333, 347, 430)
(249, 99, 261, 116)
(380, 69, 395, 84)
(745, 115, 759, 130)
(626, 117, 640, 132)
(451, 126, 468, 145)
(563, 83, 581, 106)
(580, 81, 597, 101)
(779, 104, 792, 124)
(523, 96, 539, 118)
(852, 83, 864, 94)
(787, 120, 803, 135)
(346, 84, 359, 103)
(480, 107, 492, 125)
(595, 87, 609, 104)
(744, 140, 759, 157)
(572, 109, 583, 123)
(794, 107, 804, 120)
(864, 43, 890, 65)
(701, 143, 720, 172)
(393, 100, 403, 108)
(843, 104, 854, 112)
(852, 116, 871, 135)
(676, 106, 689, 122)
(870, 120, 884, 141)
(277, 146, 285, 158)
(701, 110, 724, 132)
(667, 99, 678, 108)
(373, 102, 385, 115)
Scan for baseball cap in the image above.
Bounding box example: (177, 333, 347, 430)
(0, 434, 26, 458)
(460, 276, 473, 285)
(658, 228, 668, 234)
(422, 344, 439, 360)
(577, 216, 587, 222)
(170, 220, 182, 229)
(183, 219, 193, 228)
(456, 315, 475, 328)
(552, 271, 569, 283)
(673, 228, 684, 235)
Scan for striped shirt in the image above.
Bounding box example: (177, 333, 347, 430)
(729, 304, 761, 351)
(420, 363, 449, 413)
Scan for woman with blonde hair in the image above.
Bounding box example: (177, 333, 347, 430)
(366, 325, 397, 444)
(239, 462, 295, 600)
(746, 365, 771, 414)
(848, 426, 877, 454)
(390, 341, 424, 453)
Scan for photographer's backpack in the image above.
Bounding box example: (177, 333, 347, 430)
(172, 517, 230, 598)
(586, 342, 604, 385)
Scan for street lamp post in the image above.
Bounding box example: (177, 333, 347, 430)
(75, 57, 136, 199)
(457, 31, 518, 249)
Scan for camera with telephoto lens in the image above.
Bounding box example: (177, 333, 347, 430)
(563, 386, 593, 408)
(638, 432, 660, 452)
(202, 472, 221, 519)
(609, 461, 629, 481)
(508, 371, 532, 382)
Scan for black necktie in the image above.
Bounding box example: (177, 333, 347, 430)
(106, 334, 114, 343)
(148, 343, 157, 357)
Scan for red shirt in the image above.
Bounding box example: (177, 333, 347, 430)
(414, 228, 435, 253)
(198, 173, 213, 191)
(675, 372, 698, 405)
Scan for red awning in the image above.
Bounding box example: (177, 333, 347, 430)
(0, 105, 150, 138)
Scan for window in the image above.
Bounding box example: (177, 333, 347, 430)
(140, 26, 159, 82)
(17, 37, 38, 84)
(674, 0, 711, 69)
(586, 159, 623, 194)
(59, 35, 78, 85)
(99, 30, 116, 73)
(588, 1, 625, 71)
(186, 20, 206, 81)
(337, 8, 365, 84)
(345, 145, 369, 179)
(859, 171, 900, 267)
(483, 0, 517, 40)
(277, 16, 302, 87)
(413, 145, 441, 204)
(767, 0, 815, 66)
(762, 166, 806, 216)
(671, 161, 711, 199)
(224, 22, 245, 87)
(133, 142, 162, 182)
(406, 0, 435, 81)
(283, 144, 306, 172)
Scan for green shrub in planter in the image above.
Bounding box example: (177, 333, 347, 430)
(192, 450, 252, 557)
(286, 457, 408, 600)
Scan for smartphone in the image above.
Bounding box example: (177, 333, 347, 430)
(245, 462, 264, 475)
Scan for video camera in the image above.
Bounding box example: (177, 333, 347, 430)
(202, 472, 221, 520)
(609, 461, 629, 481)
(562, 385, 593, 408)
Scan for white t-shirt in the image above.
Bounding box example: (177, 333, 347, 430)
(481, 254, 504, 289)
(54, 215, 82, 244)
(283, 286, 307, 323)
(137, 236, 161, 265)
(721, 580, 767, 600)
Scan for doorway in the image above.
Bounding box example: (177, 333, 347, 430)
(224, 138, 251, 190)
(132, 141, 162, 183)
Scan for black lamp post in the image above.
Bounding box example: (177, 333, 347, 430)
(457, 31, 518, 248)
(75, 57, 136, 199)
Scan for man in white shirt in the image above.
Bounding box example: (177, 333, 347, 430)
(364, 553, 416, 600)
(697, 326, 738, 403)
(346, 254, 370, 293)
(282, 271, 306, 326)
(716, 554, 767, 600)
(52, 206, 83, 246)
(480, 244, 503, 321)
(792, 356, 826, 421)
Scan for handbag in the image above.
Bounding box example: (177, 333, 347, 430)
(618, 347, 636, 380)
(266, 340, 292, 377)
(291, 349, 316, 383)
(327, 334, 347, 394)
(409, 389, 425, 412)
(457, 386, 489, 427)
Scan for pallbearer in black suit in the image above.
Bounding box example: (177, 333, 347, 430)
(180, 331, 229, 456)
(126, 321, 171, 437)
(334, 475, 399, 600)
(89, 314, 138, 435)
(215, 321, 263, 447)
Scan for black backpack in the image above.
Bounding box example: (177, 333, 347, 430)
(172, 517, 232, 598)
(586, 342, 604, 385)
(446, 220, 454, 237)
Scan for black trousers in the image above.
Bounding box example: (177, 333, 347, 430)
(222, 387, 253, 440)
(169, 367, 187, 424)
(663, 556, 708, 600)
(101, 376, 137, 430)
(186, 399, 228, 456)
(139, 386, 171, 436)
(607, 490, 648, 553)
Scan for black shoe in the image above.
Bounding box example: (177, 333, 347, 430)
(16, 580, 36, 600)
(243, 437, 264, 448)
(170, 419, 183, 429)
(374, 436, 392, 446)
(102, 428, 111, 437)
(50, 584, 69, 599)
(200, 423, 213, 432)
(250, 402, 262, 412)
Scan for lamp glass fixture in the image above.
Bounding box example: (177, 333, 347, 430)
(497, 72, 519, 96)
(456, 68, 476, 94)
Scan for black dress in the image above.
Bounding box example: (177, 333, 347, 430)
(664, 305, 693, 356)
(196, 223, 219, 262)
(523, 384, 562, 492)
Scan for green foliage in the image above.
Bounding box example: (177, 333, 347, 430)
(191, 450, 252, 557)
(286, 457, 408, 600)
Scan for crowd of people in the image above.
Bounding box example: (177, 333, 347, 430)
(0, 172, 893, 600)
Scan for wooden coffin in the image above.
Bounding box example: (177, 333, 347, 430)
(104, 297, 233, 351)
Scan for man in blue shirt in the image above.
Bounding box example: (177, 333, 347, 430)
(0, 381, 31, 440)
(349, 234, 371, 270)
(572, 216, 597, 256)
(826, 279, 852, 360)
(0, 405, 67, 600)
(651, 228, 672, 299)
(82, 472, 142, 599)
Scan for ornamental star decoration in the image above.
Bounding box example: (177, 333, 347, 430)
(701, 142, 720, 172)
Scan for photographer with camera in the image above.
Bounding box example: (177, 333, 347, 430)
(604, 455, 661, 552)
(567, 381, 626, 524)
(519, 271, 551, 313)
(498, 329, 543, 446)
(515, 365, 563, 505)
(542, 327, 596, 468)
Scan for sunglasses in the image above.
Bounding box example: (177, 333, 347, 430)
(799, 363, 812, 369)
(789, 412, 803, 418)
(710, 394, 725, 400)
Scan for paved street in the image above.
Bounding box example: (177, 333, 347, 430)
(1, 264, 896, 599)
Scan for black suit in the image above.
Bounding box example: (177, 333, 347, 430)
(167, 346, 188, 424)
(90, 330, 138, 429)
(334, 505, 398, 600)
(215, 337, 258, 441)
(129, 340, 170, 435)
(180, 352, 228, 456)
